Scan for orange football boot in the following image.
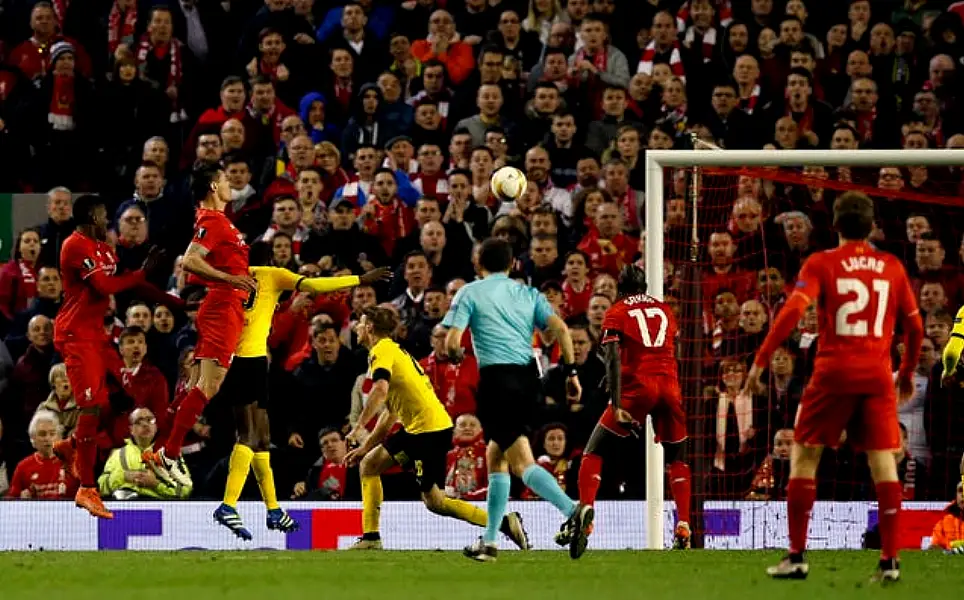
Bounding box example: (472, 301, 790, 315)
(75, 487, 113, 519)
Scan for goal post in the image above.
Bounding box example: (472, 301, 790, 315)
(642, 148, 964, 550)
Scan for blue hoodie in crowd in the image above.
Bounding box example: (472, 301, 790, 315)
(299, 92, 341, 145)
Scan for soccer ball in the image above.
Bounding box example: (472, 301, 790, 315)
(490, 166, 528, 201)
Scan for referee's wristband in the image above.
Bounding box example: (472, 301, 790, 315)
(561, 362, 578, 377)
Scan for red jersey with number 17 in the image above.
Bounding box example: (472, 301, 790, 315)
(794, 241, 918, 372)
(192, 208, 249, 299)
(602, 294, 678, 383)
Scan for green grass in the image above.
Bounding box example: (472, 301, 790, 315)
(0, 551, 955, 600)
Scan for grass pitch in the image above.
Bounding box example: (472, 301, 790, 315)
(0, 550, 954, 600)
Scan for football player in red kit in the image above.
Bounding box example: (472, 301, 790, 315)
(746, 192, 923, 583)
(560, 264, 693, 551)
(144, 163, 257, 486)
(54, 194, 161, 518)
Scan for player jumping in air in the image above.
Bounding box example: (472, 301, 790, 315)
(53, 194, 167, 519)
(144, 163, 257, 487)
(213, 243, 391, 540)
(345, 306, 529, 551)
(938, 302, 964, 490)
(557, 264, 692, 552)
(745, 192, 922, 583)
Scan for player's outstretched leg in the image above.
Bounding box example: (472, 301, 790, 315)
(867, 449, 902, 584)
(768, 443, 821, 580)
(423, 487, 530, 550)
(146, 361, 223, 487)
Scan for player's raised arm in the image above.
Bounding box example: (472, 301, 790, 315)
(942, 306, 964, 386)
(442, 284, 473, 360)
(747, 259, 821, 393)
(296, 266, 391, 294)
(182, 242, 257, 293)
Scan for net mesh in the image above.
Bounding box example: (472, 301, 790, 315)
(660, 161, 964, 548)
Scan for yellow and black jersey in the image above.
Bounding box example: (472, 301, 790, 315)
(942, 304, 964, 379)
(367, 337, 453, 434)
(236, 267, 359, 358)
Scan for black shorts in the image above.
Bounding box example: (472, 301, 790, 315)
(381, 427, 452, 493)
(476, 361, 540, 451)
(217, 356, 269, 409)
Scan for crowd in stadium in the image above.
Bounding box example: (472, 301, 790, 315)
(0, 0, 963, 513)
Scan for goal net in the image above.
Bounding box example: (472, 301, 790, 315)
(643, 148, 964, 550)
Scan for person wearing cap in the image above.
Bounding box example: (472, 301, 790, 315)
(384, 135, 418, 174)
(300, 197, 388, 273)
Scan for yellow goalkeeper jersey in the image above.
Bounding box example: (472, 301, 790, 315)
(941, 304, 964, 378)
(235, 267, 359, 358)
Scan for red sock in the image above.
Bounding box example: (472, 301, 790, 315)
(164, 387, 209, 458)
(74, 413, 99, 488)
(787, 478, 816, 555)
(578, 453, 603, 506)
(875, 481, 902, 562)
(668, 461, 692, 524)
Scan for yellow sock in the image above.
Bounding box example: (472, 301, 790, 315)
(251, 451, 279, 510)
(440, 497, 488, 527)
(361, 476, 384, 534)
(223, 444, 254, 508)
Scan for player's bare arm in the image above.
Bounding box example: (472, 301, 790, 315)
(601, 337, 631, 423)
(746, 291, 812, 395)
(348, 379, 390, 445)
(183, 242, 257, 292)
(347, 406, 398, 466)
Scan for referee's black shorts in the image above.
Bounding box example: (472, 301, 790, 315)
(476, 361, 541, 451)
(217, 356, 269, 409)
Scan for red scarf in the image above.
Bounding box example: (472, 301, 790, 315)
(51, 0, 68, 31)
(108, 2, 138, 55)
(136, 35, 184, 119)
(683, 26, 716, 63)
(855, 107, 877, 142)
(334, 79, 352, 111)
(423, 353, 461, 412)
(48, 74, 75, 131)
(739, 83, 760, 114)
(613, 187, 640, 230)
(638, 40, 686, 83)
(573, 45, 609, 118)
(676, 0, 732, 30)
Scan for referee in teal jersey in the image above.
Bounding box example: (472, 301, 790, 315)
(443, 237, 593, 562)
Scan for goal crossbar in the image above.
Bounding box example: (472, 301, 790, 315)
(640, 148, 964, 550)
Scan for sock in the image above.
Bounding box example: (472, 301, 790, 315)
(251, 451, 279, 510)
(484, 472, 511, 544)
(577, 453, 603, 506)
(440, 497, 488, 527)
(522, 463, 576, 518)
(74, 413, 99, 488)
(876, 481, 902, 562)
(165, 387, 209, 458)
(223, 444, 254, 508)
(361, 475, 384, 536)
(787, 478, 817, 555)
(668, 461, 692, 525)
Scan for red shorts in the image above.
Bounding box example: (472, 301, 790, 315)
(795, 371, 899, 452)
(598, 375, 687, 443)
(194, 294, 244, 367)
(55, 339, 124, 409)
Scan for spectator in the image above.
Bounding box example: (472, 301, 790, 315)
(0, 229, 41, 334)
(541, 322, 605, 445)
(578, 200, 636, 278)
(926, 309, 953, 353)
(412, 10, 474, 85)
(37, 187, 73, 269)
(561, 250, 592, 317)
(98, 407, 191, 499)
(585, 293, 611, 343)
(445, 413, 487, 500)
(4, 315, 55, 458)
(288, 323, 364, 460)
(896, 422, 922, 501)
(35, 363, 79, 439)
(488, 10, 543, 73)
(568, 14, 630, 119)
(108, 327, 170, 445)
(522, 423, 573, 499)
(929, 481, 964, 551)
(6, 410, 76, 499)
(292, 427, 359, 500)
(7, 266, 62, 358)
(391, 251, 432, 328)
(914, 232, 964, 308)
(747, 428, 793, 500)
(421, 324, 479, 417)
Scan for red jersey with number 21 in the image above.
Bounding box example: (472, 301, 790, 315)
(602, 294, 678, 386)
(794, 241, 918, 381)
(192, 208, 249, 299)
